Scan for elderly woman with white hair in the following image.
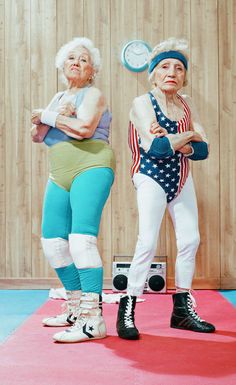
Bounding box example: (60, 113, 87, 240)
(31, 37, 115, 343)
(116, 37, 215, 340)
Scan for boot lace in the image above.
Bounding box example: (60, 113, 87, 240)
(67, 299, 79, 315)
(187, 292, 205, 323)
(69, 310, 88, 331)
(60, 301, 71, 316)
(124, 296, 135, 328)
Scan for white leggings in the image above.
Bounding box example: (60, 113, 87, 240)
(127, 173, 200, 296)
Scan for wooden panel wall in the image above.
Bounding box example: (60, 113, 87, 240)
(0, 0, 235, 289)
(219, 0, 236, 288)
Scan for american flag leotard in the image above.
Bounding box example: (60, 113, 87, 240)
(128, 92, 191, 202)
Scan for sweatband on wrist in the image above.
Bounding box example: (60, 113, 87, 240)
(187, 141, 209, 161)
(148, 136, 175, 159)
(41, 110, 59, 128)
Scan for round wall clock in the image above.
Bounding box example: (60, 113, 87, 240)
(121, 40, 152, 72)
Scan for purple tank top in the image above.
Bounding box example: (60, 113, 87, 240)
(44, 87, 112, 146)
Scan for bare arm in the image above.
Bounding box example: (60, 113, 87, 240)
(130, 95, 203, 158)
(34, 87, 106, 140)
(32, 88, 106, 141)
(182, 95, 208, 142)
(177, 95, 209, 159)
(166, 130, 203, 151)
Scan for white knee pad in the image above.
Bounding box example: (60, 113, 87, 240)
(69, 234, 102, 269)
(41, 237, 73, 269)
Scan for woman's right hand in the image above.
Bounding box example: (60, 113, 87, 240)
(150, 121, 168, 137)
(31, 123, 50, 143)
(32, 109, 43, 125)
(56, 102, 76, 117)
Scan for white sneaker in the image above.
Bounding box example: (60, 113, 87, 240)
(53, 314, 107, 342)
(42, 309, 73, 327)
(42, 290, 81, 327)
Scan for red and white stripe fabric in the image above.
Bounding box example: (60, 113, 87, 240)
(176, 95, 191, 195)
(128, 94, 192, 199)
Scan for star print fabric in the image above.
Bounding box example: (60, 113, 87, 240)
(128, 92, 190, 203)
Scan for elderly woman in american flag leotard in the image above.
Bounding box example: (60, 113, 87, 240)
(116, 37, 215, 340)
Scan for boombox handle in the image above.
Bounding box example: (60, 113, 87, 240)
(113, 255, 167, 263)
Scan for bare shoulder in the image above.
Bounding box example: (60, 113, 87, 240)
(51, 91, 64, 101)
(86, 86, 102, 97)
(130, 93, 155, 123)
(181, 94, 202, 121)
(133, 93, 149, 105)
(132, 94, 152, 112)
(83, 86, 106, 109)
(180, 93, 192, 105)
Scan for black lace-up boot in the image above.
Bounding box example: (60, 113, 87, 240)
(170, 292, 215, 333)
(116, 295, 140, 340)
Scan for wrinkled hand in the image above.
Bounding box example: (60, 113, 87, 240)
(56, 102, 76, 117)
(178, 144, 193, 154)
(150, 121, 168, 137)
(32, 109, 43, 125)
(31, 123, 50, 143)
(31, 124, 38, 138)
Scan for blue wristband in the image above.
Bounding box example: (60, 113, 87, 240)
(187, 141, 209, 160)
(148, 137, 174, 159)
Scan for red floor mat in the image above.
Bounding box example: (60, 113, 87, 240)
(0, 291, 235, 385)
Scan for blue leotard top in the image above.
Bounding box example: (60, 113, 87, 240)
(44, 87, 112, 147)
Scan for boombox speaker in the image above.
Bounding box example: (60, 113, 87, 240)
(112, 261, 166, 293)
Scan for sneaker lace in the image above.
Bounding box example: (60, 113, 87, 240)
(124, 296, 135, 328)
(61, 302, 68, 315)
(60, 299, 79, 323)
(69, 310, 88, 331)
(187, 291, 205, 322)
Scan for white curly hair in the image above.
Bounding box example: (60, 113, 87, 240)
(148, 37, 189, 87)
(55, 37, 101, 85)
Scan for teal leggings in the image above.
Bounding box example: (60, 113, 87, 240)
(41, 167, 114, 294)
(42, 167, 114, 239)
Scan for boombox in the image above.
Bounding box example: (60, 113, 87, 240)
(112, 261, 166, 293)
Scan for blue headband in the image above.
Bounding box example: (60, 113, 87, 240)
(148, 50, 188, 74)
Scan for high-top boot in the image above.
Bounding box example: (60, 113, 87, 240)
(116, 295, 140, 340)
(53, 292, 106, 342)
(42, 290, 81, 327)
(170, 292, 215, 333)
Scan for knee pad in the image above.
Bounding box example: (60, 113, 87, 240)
(41, 237, 73, 268)
(69, 234, 102, 269)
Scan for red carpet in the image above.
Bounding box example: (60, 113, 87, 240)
(0, 291, 235, 385)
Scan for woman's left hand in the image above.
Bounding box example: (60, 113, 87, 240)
(150, 121, 168, 137)
(32, 109, 43, 125)
(56, 102, 76, 117)
(178, 144, 193, 155)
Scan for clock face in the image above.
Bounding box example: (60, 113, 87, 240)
(121, 40, 152, 72)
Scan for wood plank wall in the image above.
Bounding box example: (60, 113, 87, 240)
(0, 0, 235, 289)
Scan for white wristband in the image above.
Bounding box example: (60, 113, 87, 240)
(41, 110, 59, 128)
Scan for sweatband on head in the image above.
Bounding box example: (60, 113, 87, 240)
(41, 110, 59, 128)
(148, 50, 188, 74)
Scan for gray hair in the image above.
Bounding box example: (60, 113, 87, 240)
(55, 37, 101, 85)
(148, 37, 189, 87)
